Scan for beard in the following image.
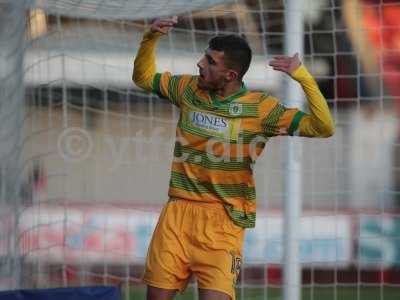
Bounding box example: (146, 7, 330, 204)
(197, 76, 209, 90)
(197, 75, 226, 91)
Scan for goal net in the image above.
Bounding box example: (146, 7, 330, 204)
(1, 0, 400, 299)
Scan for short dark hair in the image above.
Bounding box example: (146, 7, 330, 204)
(208, 34, 252, 80)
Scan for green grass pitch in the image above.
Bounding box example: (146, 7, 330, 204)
(124, 285, 400, 300)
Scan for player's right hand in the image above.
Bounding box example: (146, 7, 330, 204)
(150, 16, 178, 34)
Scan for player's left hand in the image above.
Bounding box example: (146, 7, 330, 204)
(269, 53, 301, 75)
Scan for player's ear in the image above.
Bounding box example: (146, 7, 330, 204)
(226, 69, 238, 82)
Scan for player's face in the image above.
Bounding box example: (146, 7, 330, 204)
(197, 49, 230, 91)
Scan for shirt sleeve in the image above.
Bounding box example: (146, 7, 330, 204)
(152, 73, 193, 107)
(260, 97, 306, 137)
(260, 64, 335, 138)
(132, 31, 162, 92)
(290, 64, 335, 137)
(132, 30, 192, 107)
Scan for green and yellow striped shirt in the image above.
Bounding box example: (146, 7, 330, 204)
(133, 31, 335, 228)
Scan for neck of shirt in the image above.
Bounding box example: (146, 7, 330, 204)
(210, 83, 248, 107)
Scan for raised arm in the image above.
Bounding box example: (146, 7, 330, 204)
(132, 17, 177, 91)
(269, 54, 335, 137)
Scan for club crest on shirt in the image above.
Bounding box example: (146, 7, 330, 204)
(229, 103, 243, 116)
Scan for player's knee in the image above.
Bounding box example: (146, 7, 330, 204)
(146, 285, 178, 300)
(198, 288, 231, 300)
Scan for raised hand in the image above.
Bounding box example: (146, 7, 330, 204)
(269, 53, 301, 75)
(150, 16, 178, 34)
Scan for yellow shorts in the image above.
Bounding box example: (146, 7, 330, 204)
(143, 198, 244, 300)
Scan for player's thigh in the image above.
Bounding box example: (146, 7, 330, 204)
(193, 248, 241, 300)
(146, 285, 178, 300)
(198, 288, 231, 300)
(192, 208, 244, 300)
(143, 201, 192, 291)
